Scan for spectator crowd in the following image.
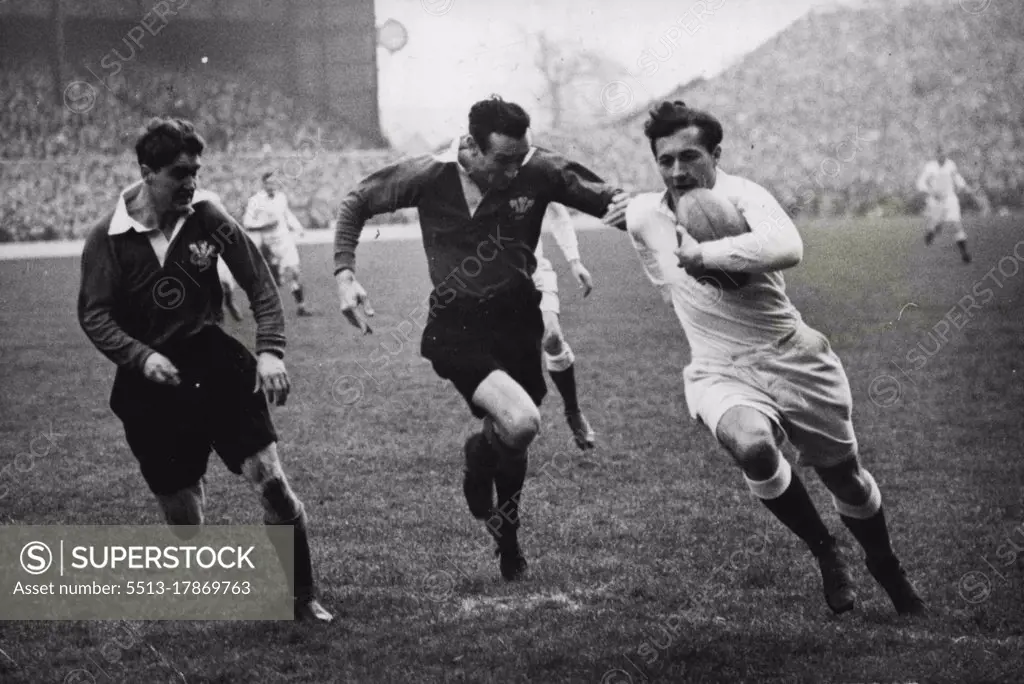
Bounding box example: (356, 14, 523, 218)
(1, 0, 1021, 241)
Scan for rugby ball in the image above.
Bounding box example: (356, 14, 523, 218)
(675, 188, 751, 289)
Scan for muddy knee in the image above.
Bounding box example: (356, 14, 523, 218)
(242, 446, 303, 524)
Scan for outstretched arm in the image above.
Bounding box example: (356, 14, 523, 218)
(915, 165, 932, 194)
(283, 195, 305, 236)
(952, 164, 969, 193)
(333, 155, 432, 276)
(543, 203, 592, 296)
(541, 150, 630, 230)
(544, 202, 580, 263)
(334, 155, 435, 333)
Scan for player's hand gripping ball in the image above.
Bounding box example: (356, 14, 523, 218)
(675, 188, 751, 290)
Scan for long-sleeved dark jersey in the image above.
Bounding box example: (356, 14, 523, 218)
(78, 185, 285, 372)
(334, 142, 620, 303)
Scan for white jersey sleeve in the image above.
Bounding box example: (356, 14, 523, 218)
(916, 162, 935, 194)
(625, 193, 675, 299)
(698, 174, 803, 273)
(281, 193, 305, 234)
(625, 183, 803, 361)
(950, 162, 968, 192)
(242, 194, 262, 229)
(532, 237, 558, 302)
(542, 202, 580, 263)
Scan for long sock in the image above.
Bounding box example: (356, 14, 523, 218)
(491, 454, 527, 546)
(465, 432, 498, 474)
(956, 240, 971, 261)
(267, 509, 315, 600)
(746, 458, 833, 553)
(483, 422, 527, 546)
(842, 508, 897, 561)
(834, 469, 895, 560)
(549, 365, 580, 414)
(292, 284, 305, 304)
(462, 432, 498, 520)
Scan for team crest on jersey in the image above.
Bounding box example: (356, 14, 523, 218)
(188, 240, 216, 270)
(509, 196, 535, 219)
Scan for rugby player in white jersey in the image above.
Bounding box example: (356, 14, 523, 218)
(533, 202, 597, 450)
(624, 100, 926, 616)
(916, 146, 974, 263)
(243, 171, 314, 315)
(217, 258, 244, 321)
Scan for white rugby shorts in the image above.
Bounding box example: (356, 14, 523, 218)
(683, 323, 858, 467)
(534, 256, 560, 315)
(249, 230, 300, 271)
(925, 195, 966, 240)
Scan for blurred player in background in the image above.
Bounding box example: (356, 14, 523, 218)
(915, 146, 976, 263)
(243, 171, 314, 315)
(193, 187, 245, 322)
(333, 96, 628, 581)
(77, 118, 333, 623)
(533, 202, 596, 450)
(624, 100, 925, 616)
(217, 258, 244, 321)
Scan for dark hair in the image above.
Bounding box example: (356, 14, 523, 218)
(642, 100, 723, 157)
(261, 170, 276, 182)
(468, 96, 530, 153)
(135, 118, 205, 170)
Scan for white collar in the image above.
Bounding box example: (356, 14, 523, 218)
(108, 180, 201, 235)
(434, 136, 463, 166)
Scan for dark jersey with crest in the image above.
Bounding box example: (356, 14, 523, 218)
(334, 144, 620, 304)
(79, 187, 284, 372)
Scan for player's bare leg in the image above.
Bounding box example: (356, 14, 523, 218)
(815, 461, 926, 616)
(242, 443, 333, 622)
(261, 244, 284, 288)
(252, 238, 281, 288)
(716, 406, 856, 614)
(156, 480, 205, 540)
(468, 371, 540, 580)
(541, 310, 595, 450)
(283, 265, 313, 316)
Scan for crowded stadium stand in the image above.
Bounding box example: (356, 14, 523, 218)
(579, 1, 1024, 217)
(0, 0, 396, 242)
(1, 0, 1021, 242)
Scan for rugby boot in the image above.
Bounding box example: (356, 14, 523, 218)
(566, 410, 596, 450)
(866, 554, 927, 616)
(812, 536, 857, 614)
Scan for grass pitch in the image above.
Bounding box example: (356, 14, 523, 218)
(1, 215, 1022, 683)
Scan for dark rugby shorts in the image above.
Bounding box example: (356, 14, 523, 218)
(109, 325, 278, 496)
(421, 286, 547, 419)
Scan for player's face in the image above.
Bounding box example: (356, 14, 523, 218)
(654, 126, 721, 202)
(144, 152, 201, 217)
(466, 133, 530, 191)
(263, 177, 278, 197)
